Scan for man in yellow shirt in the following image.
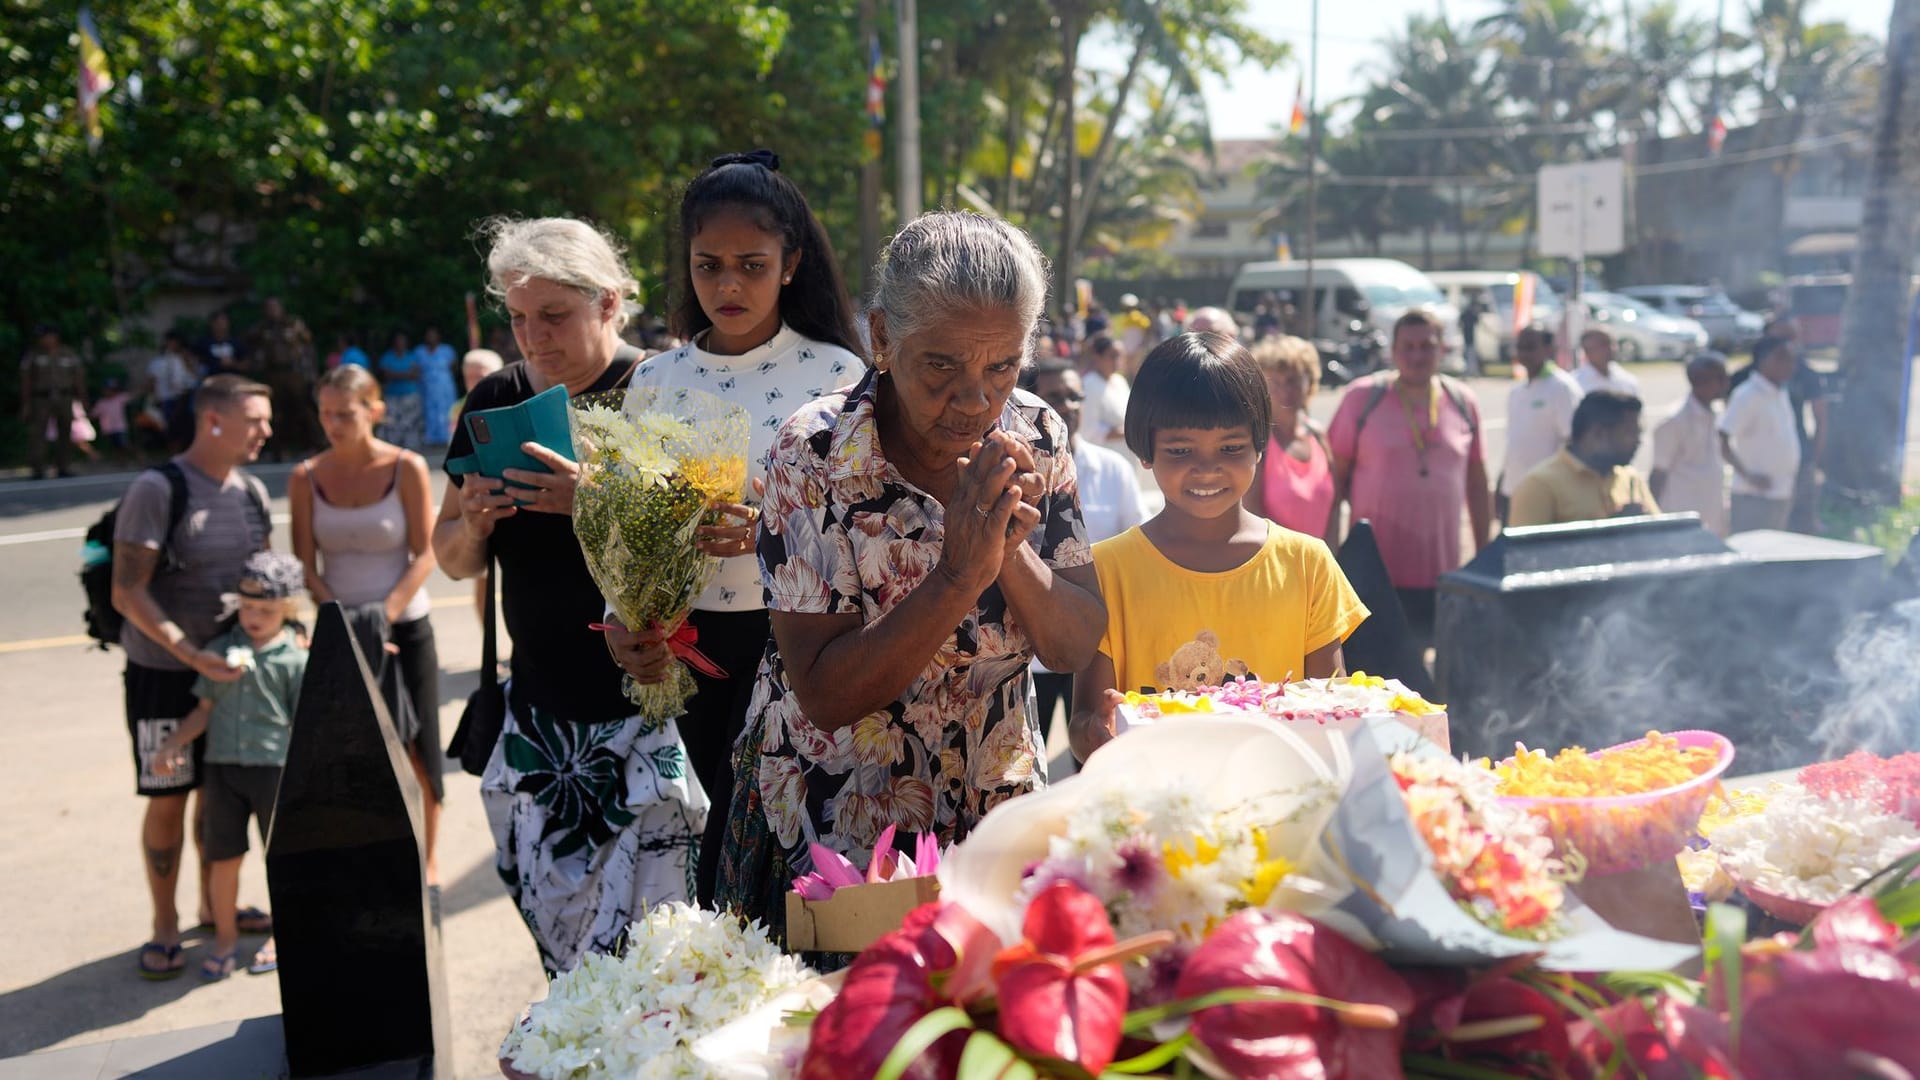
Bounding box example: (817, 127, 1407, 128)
(1507, 391, 1660, 528)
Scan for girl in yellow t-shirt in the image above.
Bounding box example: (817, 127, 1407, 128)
(1068, 332, 1370, 762)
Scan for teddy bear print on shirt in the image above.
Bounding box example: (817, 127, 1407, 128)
(1154, 630, 1252, 692)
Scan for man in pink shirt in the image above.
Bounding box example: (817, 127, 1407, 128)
(1328, 310, 1491, 645)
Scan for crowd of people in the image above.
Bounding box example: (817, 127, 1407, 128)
(14, 300, 555, 479)
(95, 150, 1836, 984)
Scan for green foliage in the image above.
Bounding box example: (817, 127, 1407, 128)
(1820, 491, 1920, 561)
(0, 0, 833, 444)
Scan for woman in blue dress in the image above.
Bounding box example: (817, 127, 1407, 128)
(377, 331, 425, 451)
(415, 326, 458, 448)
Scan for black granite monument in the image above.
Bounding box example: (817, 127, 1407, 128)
(266, 602, 451, 1079)
(1435, 514, 1886, 769)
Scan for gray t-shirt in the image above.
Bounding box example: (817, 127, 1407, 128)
(113, 459, 272, 670)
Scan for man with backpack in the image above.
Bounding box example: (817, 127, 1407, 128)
(1328, 310, 1491, 649)
(106, 374, 275, 979)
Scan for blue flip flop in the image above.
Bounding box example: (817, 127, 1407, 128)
(200, 949, 239, 981)
(136, 942, 185, 981)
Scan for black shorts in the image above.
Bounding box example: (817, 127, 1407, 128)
(200, 763, 282, 861)
(126, 663, 205, 797)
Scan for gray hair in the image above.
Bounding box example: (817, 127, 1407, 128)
(479, 216, 640, 331)
(869, 211, 1050, 353)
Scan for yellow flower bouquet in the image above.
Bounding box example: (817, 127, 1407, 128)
(571, 386, 749, 729)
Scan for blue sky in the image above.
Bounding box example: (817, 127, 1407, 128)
(1086, 0, 1894, 140)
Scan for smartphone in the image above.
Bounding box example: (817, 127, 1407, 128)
(444, 384, 575, 503)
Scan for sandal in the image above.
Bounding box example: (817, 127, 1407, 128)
(194, 906, 272, 935)
(200, 950, 239, 981)
(247, 939, 278, 975)
(136, 942, 185, 980)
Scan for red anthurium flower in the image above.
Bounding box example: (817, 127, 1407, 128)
(1738, 960, 1920, 1079)
(1810, 895, 1903, 953)
(990, 881, 1130, 1075)
(1174, 910, 1414, 1080)
(1409, 971, 1573, 1071)
(800, 906, 965, 1080)
(1570, 996, 1735, 1080)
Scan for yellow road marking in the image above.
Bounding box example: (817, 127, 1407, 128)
(0, 593, 482, 655)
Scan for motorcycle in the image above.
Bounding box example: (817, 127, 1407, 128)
(1316, 319, 1386, 387)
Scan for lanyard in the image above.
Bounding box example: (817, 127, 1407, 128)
(1395, 378, 1441, 476)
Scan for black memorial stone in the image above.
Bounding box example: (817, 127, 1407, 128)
(1336, 520, 1437, 700)
(266, 602, 451, 1079)
(1435, 515, 1885, 770)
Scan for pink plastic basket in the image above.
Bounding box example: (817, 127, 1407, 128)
(1497, 729, 1736, 875)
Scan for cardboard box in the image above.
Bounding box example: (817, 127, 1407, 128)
(785, 877, 942, 953)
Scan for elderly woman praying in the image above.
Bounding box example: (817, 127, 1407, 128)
(714, 211, 1105, 938)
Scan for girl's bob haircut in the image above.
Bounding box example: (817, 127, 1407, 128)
(1123, 332, 1272, 465)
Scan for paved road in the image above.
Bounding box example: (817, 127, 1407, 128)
(0, 358, 1905, 1076)
(0, 468, 541, 1077)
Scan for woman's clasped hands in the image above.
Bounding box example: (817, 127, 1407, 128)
(937, 430, 1044, 595)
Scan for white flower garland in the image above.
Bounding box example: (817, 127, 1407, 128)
(501, 904, 816, 1079)
(1712, 786, 1920, 905)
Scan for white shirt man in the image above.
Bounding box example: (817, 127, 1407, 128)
(1072, 439, 1145, 544)
(1719, 350, 1801, 533)
(1574, 331, 1640, 398)
(1503, 362, 1583, 499)
(1080, 336, 1132, 455)
(1652, 396, 1729, 536)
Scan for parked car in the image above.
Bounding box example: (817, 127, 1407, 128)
(1786, 274, 1849, 350)
(1579, 291, 1709, 363)
(1427, 270, 1563, 366)
(1227, 258, 1466, 368)
(1616, 285, 1764, 351)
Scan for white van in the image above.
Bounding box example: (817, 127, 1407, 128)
(1227, 258, 1464, 364)
(1427, 270, 1563, 366)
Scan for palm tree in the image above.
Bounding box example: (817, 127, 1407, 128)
(1476, 0, 1615, 259)
(1738, 0, 1882, 270)
(1360, 15, 1502, 266)
(1828, 0, 1919, 503)
(1066, 0, 1285, 259)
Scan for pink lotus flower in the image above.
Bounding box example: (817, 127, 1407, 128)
(791, 827, 939, 901)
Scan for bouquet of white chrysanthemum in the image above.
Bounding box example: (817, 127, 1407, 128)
(571, 387, 749, 728)
(500, 903, 817, 1079)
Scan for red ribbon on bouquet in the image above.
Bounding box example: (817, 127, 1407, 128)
(586, 620, 728, 679)
(665, 621, 727, 679)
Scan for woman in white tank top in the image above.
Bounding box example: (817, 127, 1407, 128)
(290, 366, 443, 884)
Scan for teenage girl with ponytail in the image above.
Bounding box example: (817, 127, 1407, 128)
(630, 149, 865, 907)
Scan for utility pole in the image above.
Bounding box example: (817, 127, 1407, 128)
(1058, 1, 1082, 311)
(859, 0, 881, 285)
(895, 0, 922, 220)
(1301, 0, 1320, 336)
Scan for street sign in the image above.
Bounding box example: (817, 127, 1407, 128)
(1537, 159, 1625, 258)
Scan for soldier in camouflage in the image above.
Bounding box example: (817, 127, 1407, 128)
(249, 297, 318, 455)
(19, 324, 89, 479)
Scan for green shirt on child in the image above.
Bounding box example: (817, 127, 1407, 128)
(192, 625, 308, 766)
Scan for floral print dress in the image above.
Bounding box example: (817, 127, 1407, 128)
(715, 368, 1091, 941)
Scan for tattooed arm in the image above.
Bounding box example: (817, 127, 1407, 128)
(111, 543, 241, 683)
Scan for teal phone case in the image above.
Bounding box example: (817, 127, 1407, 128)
(444, 384, 575, 496)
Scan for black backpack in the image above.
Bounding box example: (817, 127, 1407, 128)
(81, 463, 269, 649)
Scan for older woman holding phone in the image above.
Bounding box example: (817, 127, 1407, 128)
(714, 211, 1106, 938)
(431, 217, 703, 974)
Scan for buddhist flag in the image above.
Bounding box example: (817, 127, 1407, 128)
(1706, 113, 1728, 156)
(1512, 272, 1537, 338)
(1288, 75, 1307, 136)
(864, 33, 886, 157)
(76, 8, 113, 150)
